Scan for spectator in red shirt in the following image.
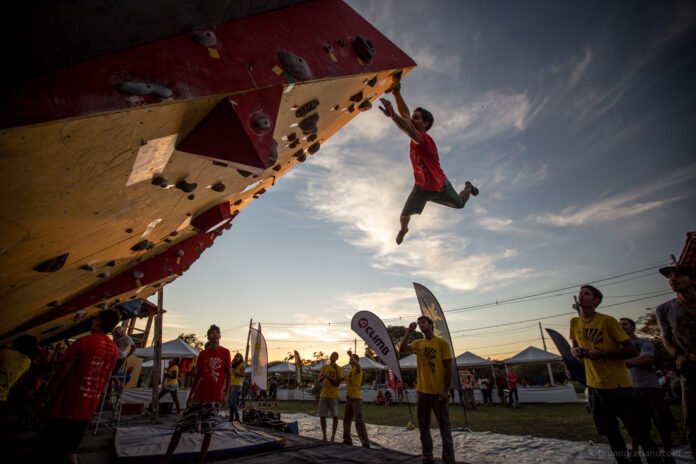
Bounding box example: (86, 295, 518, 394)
(507, 369, 519, 407)
(161, 324, 231, 464)
(379, 80, 479, 245)
(37, 308, 120, 463)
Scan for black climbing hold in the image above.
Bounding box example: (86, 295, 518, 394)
(106, 260, 116, 267)
(47, 300, 61, 307)
(358, 100, 372, 112)
(254, 188, 266, 198)
(233, 199, 242, 205)
(164, 238, 172, 243)
(273, 164, 282, 172)
(333, 105, 340, 111)
(292, 150, 305, 159)
(277, 50, 313, 80)
(335, 38, 345, 47)
(297, 153, 307, 162)
(175, 179, 197, 193)
(151, 176, 168, 188)
(187, 194, 195, 201)
(211, 182, 226, 192)
(131, 240, 151, 252)
(117, 82, 172, 99)
(353, 36, 376, 63)
(169, 231, 178, 237)
(308, 142, 321, 154)
(289, 140, 299, 149)
(98, 271, 110, 278)
(347, 104, 355, 113)
(33, 253, 69, 273)
(299, 113, 319, 135)
(268, 139, 278, 166)
(287, 133, 297, 142)
(212, 161, 228, 168)
(251, 112, 272, 133)
(365, 76, 378, 87)
(307, 134, 317, 142)
(295, 99, 320, 118)
(80, 264, 95, 271)
(349, 91, 363, 102)
(191, 30, 217, 47)
(237, 170, 252, 177)
(126, 228, 133, 233)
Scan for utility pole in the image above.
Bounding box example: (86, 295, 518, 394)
(354, 338, 357, 353)
(539, 322, 547, 351)
(152, 288, 164, 423)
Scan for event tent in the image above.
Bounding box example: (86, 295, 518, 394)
(134, 338, 199, 359)
(504, 346, 562, 364)
(268, 362, 297, 374)
(504, 346, 563, 386)
(398, 354, 417, 370)
(341, 357, 387, 371)
(455, 351, 493, 367)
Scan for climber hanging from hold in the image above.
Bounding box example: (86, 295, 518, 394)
(379, 74, 479, 245)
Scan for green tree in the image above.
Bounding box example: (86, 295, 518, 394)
(178, 332, 204, 350)
(364, 346, 378, 361)
(635, 309, 672, 369)
(387, 325, 423, 354)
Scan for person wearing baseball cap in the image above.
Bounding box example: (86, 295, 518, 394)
(655, 263, 696, 460)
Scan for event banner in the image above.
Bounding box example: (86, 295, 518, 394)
(293, 349, 303, 385)
(249, 326, 268, 390)
(413, 282, 459, 390)
(351, 310, 402, 385)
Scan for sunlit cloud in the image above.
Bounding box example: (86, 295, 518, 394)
(530, 164, 696, 227)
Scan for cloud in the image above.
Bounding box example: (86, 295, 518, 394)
(530, 163, 696, 227)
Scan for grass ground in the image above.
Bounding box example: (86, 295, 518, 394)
(250, 400, 687, 446)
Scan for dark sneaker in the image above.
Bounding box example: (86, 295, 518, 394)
(465, 181, 479, 196)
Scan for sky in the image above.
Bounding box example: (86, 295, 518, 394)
(152, 0, 696, 366)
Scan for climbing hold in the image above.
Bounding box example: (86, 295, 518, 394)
(169, 231, 178, 237)
(80, 264, 96, 271)
(117, 81, 173, 99)
(333, 105, 340, 111)
(289, 140, 299, 149)
(358, 99, 372, 112)
(250, 111, 273, 134)
(297, 153, 307, 162)
(132, 270, 144, 280)
(277, 50, 313, 80)
(33, 253, 69, 273)
(353, 36, 376, 63)
(268, 139, 279, 166)
(151, 176, 168, 188)
(131, 240, 151, 252)
(287, 133, 297, 142)
(335, 38, 345, 47)
(126, 228, 133, 234)
(308, 142, 321, 154)
(176, 249, 185, 257)
(211, 182, 226, 192)
(191, 30, 217, 47)
(272, 164, 282, 172)
(187, 194, 195, 201)
(295, 99, 320, 118)
(299, 113, 319, 134)
(253, 188, 266, 198)
(347, 104, 355, 113)
(98, 271, 111, 279)
(307, 134, 317, 142)
(237, 170, 252, 177)
(175, 179, 198, 193)
(365, 76, 378, 87)
(233, 199, 242, 205)
(349, 91, 364, 102)
(47, 300, 61, 307)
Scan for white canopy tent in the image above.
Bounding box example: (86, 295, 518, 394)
(268, 362, 297, 374)
(341, 357, 387, 371)
(398, 354, 417, 370)
(134, 338, 199, 359)
(504, 346, 563, 386)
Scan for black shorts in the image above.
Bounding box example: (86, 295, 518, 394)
(588, 387, 651, 435)
(38, 417, 90, 456)
(634, 387, 677, 432)
(401, 181, 464, 216)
